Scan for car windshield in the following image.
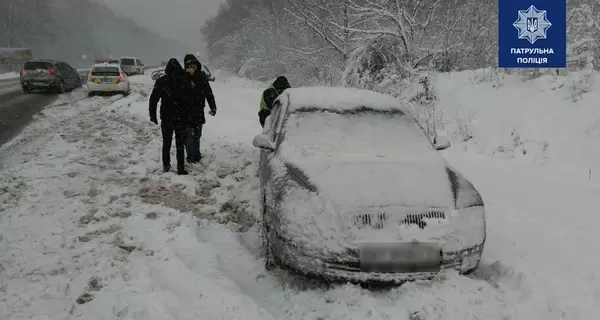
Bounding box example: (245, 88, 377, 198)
(91, 66, 120, 76)
(24, 61, 53, 70)
(282, 110, 435, 158)
(120, 58, 134, 65)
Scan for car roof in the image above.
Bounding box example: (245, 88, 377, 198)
(284, 86, 409, 114)
(120, 56, 137, 59)
(26, 59, 58, 63)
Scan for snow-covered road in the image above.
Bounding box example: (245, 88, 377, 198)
(1, 73, 599, 319)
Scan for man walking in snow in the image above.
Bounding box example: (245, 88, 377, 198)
(149, 58, 195, 175)
(182, 54, 217, 163)
(258, 76, 291, 128)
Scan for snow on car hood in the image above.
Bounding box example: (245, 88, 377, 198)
(286, 154, 454, 209)
(276, 154, 457, 254)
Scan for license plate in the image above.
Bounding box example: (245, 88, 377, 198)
(359, 242, 442, 273)
(100, 77, 112, 83)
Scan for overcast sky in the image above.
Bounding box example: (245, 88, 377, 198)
(98, 0, 225, 53)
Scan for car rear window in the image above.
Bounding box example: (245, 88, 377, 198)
(120, 58, 134, 65)
(91, 66, 120, 76)
(24, 61, 53, 70)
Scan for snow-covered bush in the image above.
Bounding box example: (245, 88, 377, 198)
(565, 59, 595, 102)
(468, 68, 506, 87)
(342, 37, 406, 90)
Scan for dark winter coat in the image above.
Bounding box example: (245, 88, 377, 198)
(183, 54, 217, 125)
(149, 58, 195, 123)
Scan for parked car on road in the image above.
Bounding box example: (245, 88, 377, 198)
(120, 57, 144, 76)
(20, 59, 82, 93)
(253, 86, 485, 285)
(87, 63, 130, 97)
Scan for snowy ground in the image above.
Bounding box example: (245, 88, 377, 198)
(435, 68, 600, 180)
(0, 72, 19, 80)
(1, 70, 599, 319)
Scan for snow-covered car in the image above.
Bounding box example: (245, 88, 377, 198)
(151, 69, 165, 80)
(87, 63, 130, 96)
(252, 87, 486, 284)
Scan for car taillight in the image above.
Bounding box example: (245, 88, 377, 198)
(19, 69, 24, 76)
(119, 72, 125, 82)
(47, 68, 56, 75)
(88, 72, 92, 81)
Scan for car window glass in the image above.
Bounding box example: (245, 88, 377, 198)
(284, 111, 434, 156)
(24, 61, 53, 70)
(121, 58, 134, 65)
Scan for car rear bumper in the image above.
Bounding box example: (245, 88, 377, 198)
(270, 233, 484, 285)
(20, 78, 60, 89)
(121, 67, 137, 75)
(87, 82, 128, 92)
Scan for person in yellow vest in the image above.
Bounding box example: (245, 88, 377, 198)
(258, 76, 291, 127)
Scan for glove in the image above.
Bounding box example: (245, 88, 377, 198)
(209, 109, 216, 116)
(150, 116, 158, 124)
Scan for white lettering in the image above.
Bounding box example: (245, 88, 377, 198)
(510, 48, 554, 54)
(516, 57, 548, 64)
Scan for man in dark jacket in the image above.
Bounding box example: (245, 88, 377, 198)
(258, 76, 291, 128)
(182, 54, 217, 163)
(149, 58, 194, 175)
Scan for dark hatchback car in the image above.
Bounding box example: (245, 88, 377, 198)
(20, 59, 82, 93)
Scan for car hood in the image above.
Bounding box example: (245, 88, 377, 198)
(288, 155, 454, 209)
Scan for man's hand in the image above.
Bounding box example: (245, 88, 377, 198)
(150, 116, 158, 124)
(209, 109, 216, 116)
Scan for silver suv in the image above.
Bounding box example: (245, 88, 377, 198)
(120, 57, 144, 76)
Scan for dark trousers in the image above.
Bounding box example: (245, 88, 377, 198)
(258, 109, 271, 128)
(161, 119, 188, 170)
(185, 124, 203, 162)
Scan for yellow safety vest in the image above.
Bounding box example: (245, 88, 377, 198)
(259, 85, 276, 111)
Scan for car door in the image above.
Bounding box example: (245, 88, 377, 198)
(136, 59, 143, 73)
(55, 62, 70, 85)
(59, 62, 76, 87)
(66, 63, 80, 86)
(259, 99, 285, 191)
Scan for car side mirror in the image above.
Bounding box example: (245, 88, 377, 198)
(253, 134, 275, 152)
(433, 136, 451, 151)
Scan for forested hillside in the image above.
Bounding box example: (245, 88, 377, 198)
(201, 0, 600, 85)
(0, 0, 191, 68)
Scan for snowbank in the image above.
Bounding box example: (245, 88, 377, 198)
(0, 72, 19, 80)
(433, 69, 600, 180)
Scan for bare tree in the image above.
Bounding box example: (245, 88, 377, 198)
(286, 0, 359, 62)
(333, 0, 442, 68)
